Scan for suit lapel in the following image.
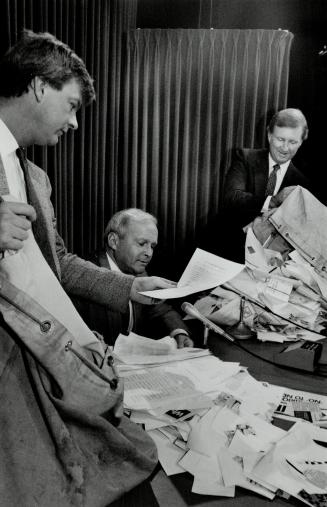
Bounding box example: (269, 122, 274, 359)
(281, 162, 296, 188)
(25, 160, 61, 278)
(254, 149, 269, 199)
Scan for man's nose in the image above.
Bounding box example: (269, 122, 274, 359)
(68, 113, 78, 130)
(281, 140, 290, 151)
(144, 245, 153, 257)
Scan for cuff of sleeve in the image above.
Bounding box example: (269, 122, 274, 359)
(261, 195, 271, 212)
(170, 329, 189, 338)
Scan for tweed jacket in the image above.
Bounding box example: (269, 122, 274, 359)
(77, 250, 190, 345)
(223, 148, 310, 228)
(0, 156, 134, 313)
(0, 162, 157, 506)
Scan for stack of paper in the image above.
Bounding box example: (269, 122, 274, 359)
(249, 421, 327, 506)
(114, 333, 327, 505)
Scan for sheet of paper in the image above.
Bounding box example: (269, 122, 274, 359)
(264, 277, 293, 302)
(179, 449, 223, 483)
(249, 422, 327, 497)
(147, 429, 186, 476)
(286, 457, 327, 492)
(218, 447, 275, 498)
(212, 369, 284, 421)
(273, 387, 327, 426)
(257, 331, 289, 343)
(180, 451, 235, 496)
(245, 226, 283, 272)
(192, 477, 235, 497)
(121, 356, 241, 410)
(114, 332, 210, 365)
(139, 248, 244, 299)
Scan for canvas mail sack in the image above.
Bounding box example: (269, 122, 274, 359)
(0, 225, 157, 505)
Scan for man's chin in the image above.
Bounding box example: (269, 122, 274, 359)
(34, 135, 59, 146)
(37, 136, 59, 146)
(133, 264, 148, 275)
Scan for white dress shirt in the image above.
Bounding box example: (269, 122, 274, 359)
(0, 118, 27, 202)
(261, 154, 290, 212)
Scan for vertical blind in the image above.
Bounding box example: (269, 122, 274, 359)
(1, 0, 137, 256)
(1, 5, 293, 268)
(121, 28, 293, 269)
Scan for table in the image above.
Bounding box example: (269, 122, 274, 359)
(151, 328, 327, 507)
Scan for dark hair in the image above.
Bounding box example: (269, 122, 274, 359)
(268, 108, 308, 141)
(0, 29, 95, 104)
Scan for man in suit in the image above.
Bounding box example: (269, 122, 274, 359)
(81, 208, 193, 348)
(0, 29, 174, 506)
(223, 108, 309, 227)
(203, 108, 310, 262)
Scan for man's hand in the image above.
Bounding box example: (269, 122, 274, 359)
(174, 334, 194, 349)
(269, 186, 297, 209)
(130, 276, 176, 305)
(0, 200, 36, 252)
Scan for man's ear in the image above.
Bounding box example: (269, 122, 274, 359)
(29, 76, 46, 103)
(107, 232, 119, 250)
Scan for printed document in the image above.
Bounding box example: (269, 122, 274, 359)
(120, 355, 240, 410)
(139, 248, 244, 299)
(273, 387, 327, 427)
(114, 332, 209, 366)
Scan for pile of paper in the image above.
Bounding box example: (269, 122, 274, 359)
(183, 189, 327, 343)
(249, 421, 327, 506)
(114, 333, 327, 505)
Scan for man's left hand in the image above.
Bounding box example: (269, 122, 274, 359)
(174, 334, 194, 348)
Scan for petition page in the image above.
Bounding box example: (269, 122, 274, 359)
(139, 248, 244, 299)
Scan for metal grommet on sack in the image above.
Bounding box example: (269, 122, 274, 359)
(64, 340, 73, 351)
(40, 320, 51, 333)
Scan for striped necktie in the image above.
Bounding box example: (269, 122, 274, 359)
(265, 163, 280, 197)
(15, 147, 29, 202)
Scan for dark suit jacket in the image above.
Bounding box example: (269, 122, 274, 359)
(223, 148, 310, 227)
(199, 148, 310, 262)
(75, 250, 190, 345)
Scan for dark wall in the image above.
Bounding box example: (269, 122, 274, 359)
(136, 0, 327, 202)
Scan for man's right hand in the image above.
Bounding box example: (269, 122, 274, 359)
(0, 200, 36, 252)
(269, 185, 297, 209)
(130, 276, 176, 305)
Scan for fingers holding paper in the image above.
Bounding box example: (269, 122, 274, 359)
(174, 333, 194, 349)
(131, 276, 177, 305)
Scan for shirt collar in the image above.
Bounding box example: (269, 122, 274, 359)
(268, 153, 290, 172)
(106, 251, 121, 272)
(0, 118, 19, 157)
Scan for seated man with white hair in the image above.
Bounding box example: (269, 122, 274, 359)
(79, 208, 194, 348)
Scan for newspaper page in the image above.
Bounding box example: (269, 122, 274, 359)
(273, 387, 327, 426)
